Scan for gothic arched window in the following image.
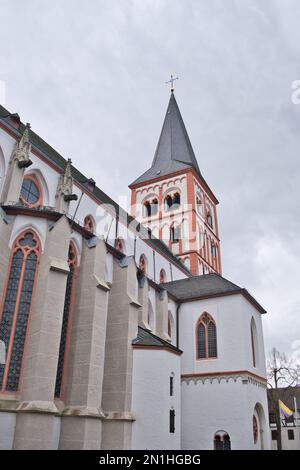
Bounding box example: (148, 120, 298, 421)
(0, 230, 40, 392)
(139, 254, 147, 275)
(55, 241, 78, 399)
(159, 268, 166, 284)
(20, 174, 42, 208)
(84, 215, 95, 234)
(196, 312, 217, 359)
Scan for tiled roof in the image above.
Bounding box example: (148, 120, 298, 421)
(0, 105, 191, 276)
(161, 273, 266, 313)
(132, 327, 182, 354)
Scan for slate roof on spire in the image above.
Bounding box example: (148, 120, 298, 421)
(130, 92, 202, 186)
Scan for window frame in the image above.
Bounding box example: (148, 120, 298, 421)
(196, 312, 218, 360)
(0, 229, 41, 393)
(20, 174, 43, 208)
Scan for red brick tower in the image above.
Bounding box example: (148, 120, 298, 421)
(129, 92, 221, 276)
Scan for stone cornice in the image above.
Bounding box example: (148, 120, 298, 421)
(181, 370, 267, 388)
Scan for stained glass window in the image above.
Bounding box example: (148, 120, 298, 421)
(0, 231, 40, 392)
(20, 176, 42, 207)
(197, 313, 217, 359)
(55, 242, 77, 399)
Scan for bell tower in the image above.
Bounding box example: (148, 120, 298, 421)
(129, 91, 221, 276)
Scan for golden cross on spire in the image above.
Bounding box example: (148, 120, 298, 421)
(166, 74, 179, 92)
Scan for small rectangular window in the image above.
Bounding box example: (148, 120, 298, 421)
(288, 429, 294, 440)
(169, 409, 175, 433)
(271, 430, 278, 440)
(170, 376, 174, 396)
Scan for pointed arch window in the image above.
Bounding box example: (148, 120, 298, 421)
(84, 215, 95, 234)
(159, 268, 166, 284)
(0, 230, 40, 392)
(55, 241, 78, 399)
(139, 254, 147, 275)
(196, 313, 217, 359)
(20, 174, 43, 208)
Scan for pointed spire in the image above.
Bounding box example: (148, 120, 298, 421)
(130, 93, 201, 186)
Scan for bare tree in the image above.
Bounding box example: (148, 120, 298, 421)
(267, 347, 300, 450)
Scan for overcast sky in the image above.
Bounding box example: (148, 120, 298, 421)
(1, 0, 300, 360)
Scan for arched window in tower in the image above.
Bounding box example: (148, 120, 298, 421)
(211, 241, 217, 259)
(0, 230, 41, 392)
(115, 237, 125, 253)
(142, 198, 158, 218)
(173, 192, 181, 208)
(214, 431, 231, 450)
(170, 224, 181, 244)
(206, 209, 213, 228)
(151, 198, 158, 216)
(251, 318, 257, 368)
(143, 201, 151, 218)
(196, 312, 217, 359)
(164, 191, 181, 212)
(196, 193, 203, 215)
(55, 241, 78, 399)
(159, 268, 167, 283)
(84, 215, 95, 233)
(139, 254, 147, 275)
(20, 174, 43, 208)
(164, 194, 173, 212)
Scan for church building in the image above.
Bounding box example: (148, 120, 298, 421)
(0, 89, 270, 450)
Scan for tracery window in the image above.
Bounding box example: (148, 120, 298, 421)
(20, 175, 42, 207)
(55, 241, 78, 399)
(196, 313, 217, 359)
(0, 230, 40, 392)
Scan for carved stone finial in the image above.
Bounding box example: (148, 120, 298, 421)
(11, 123, 32, 167)
(55, 159, 78, 212)
(56, 159, 73, 199)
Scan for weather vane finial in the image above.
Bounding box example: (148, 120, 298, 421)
(166, 74, 179, 92)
